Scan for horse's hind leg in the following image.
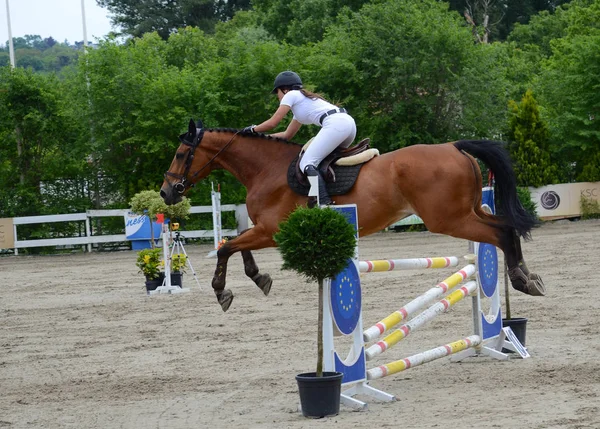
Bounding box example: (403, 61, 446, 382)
(426, 212, 545, 296)
(504, 230, 545, 295)
(242, 250, 272, 296)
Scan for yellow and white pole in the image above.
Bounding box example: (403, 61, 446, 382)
(363, 264, 476, 342)
(367, 335, 481, 380)
(365, 280, 477, 360)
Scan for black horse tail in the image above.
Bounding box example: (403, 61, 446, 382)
(454, 140, 536, 240)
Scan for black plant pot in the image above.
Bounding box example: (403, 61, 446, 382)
(502, 317, 527, 353)
(170, 272, 183, 287)
(145, 273, 165, 292)
(296, 371, 343, 418)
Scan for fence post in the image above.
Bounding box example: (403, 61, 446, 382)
(235, 204, 249, 233)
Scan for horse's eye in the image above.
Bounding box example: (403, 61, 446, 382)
(176, 152, 185, 160)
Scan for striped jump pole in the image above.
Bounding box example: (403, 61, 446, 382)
(363, 263, 476, 342)
(366, 335, 482, 380)
(365, 280, 477, 360)
(359, 256, 458, 273)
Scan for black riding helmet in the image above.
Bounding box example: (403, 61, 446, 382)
(271, 71, 303, 93)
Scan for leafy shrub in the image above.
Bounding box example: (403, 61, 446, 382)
(581, 195, 600, 220)
(517, 187, 538, 219)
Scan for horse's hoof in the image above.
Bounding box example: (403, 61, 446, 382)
(257, 274, 272, 296)
(528, 272, 543, 282)
(217, 289, 234, 312)
(509, 267, 546, 296)
(526, 277, 546, 296)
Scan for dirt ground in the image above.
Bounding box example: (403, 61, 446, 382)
(1, 219, 600, 429)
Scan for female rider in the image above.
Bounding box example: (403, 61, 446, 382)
(243, 71, 356, 205)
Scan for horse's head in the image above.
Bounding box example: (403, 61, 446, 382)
(161, 118, 207, 205)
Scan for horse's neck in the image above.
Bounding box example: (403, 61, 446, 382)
(207, 132, 299, 188)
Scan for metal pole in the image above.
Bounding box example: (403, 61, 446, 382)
(81, 0, 88, 49)
(5, 0, 15, 67)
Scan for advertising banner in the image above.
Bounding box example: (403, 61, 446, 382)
(0, 218, 15, 250)
(124, 212, 162, 250)
(529, 182, 600, 220)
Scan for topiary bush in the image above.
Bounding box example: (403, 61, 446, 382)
(274, 206, 356, 376)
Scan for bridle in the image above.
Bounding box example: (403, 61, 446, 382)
(164, 126, 242, 195)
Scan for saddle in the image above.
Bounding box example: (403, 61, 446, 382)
(287, 138, 380, 197)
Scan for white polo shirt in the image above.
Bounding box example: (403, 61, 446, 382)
(280, 90, 338, 126)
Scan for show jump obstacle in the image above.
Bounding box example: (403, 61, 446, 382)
(322, 193, 528, 410)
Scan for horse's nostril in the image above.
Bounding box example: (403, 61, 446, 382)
(160, 189, 166, 199)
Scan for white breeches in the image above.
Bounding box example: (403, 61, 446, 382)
(299, 113, 356, 172)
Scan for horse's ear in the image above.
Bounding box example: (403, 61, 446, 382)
(188, 119, 196, 136)
(195, 119, 203, 129)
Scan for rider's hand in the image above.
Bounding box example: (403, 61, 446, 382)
(242, 125, 257, 134)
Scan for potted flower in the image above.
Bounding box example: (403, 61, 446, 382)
(130, 190, 191, 289)
(170, 253, 187, 287)
(136, 247, 165, 291)
(274, 206, 356, 418)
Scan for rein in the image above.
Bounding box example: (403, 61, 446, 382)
(165, 130, 242, 195)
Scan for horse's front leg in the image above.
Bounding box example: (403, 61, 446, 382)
(242, 250, 272, 296)
(212, 243, 235, 312)
(211, 226, 276, 312)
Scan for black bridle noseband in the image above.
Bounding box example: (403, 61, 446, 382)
(164, 123, 242, 195)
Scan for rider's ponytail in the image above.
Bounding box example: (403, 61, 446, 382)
(279, 85, 325, 101)
(299, 89, 325, 101)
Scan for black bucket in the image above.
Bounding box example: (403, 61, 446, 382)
(170, 272, 183, 287)
(502, 317, 527, 353)
(296, 371, 343, 418)
(145, 273, 165, 292)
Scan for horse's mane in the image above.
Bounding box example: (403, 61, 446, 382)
(206, 128, 300, 146)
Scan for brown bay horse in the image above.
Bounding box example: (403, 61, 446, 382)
(161, 119, 545, 312)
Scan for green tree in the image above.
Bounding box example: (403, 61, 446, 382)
(0, 67, 83, 217)
(252, 0, 370, 45)
(71, 33, 202, 205)
(508, 0, 599, 57)
(70, 25, 291, 207)
(97, 0, 252, 39)
(1, 36, 82, 73)
(507, 89, 558, 186)
(511, 0, 600, 181)
(308, 0, 479, 150)
(448, 0, 571, 42)
(536, 33, 600, 181)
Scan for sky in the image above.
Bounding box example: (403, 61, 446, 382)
(1, 0, 116, 44)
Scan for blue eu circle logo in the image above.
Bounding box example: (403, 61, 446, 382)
(330, 260, 362, 335)
(478, 243, 498, 298)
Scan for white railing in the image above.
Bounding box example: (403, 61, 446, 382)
(9, 204, 249, 255)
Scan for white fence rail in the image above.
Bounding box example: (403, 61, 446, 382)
(9, 204, 249, 255)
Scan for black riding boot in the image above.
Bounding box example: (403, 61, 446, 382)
(304, 165, 332, 206)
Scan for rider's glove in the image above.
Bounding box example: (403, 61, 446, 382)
(242, 125, 257, 134)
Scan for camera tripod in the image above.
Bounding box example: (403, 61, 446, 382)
(149, 222, 200, 295)
(169, 231, 202, 290)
